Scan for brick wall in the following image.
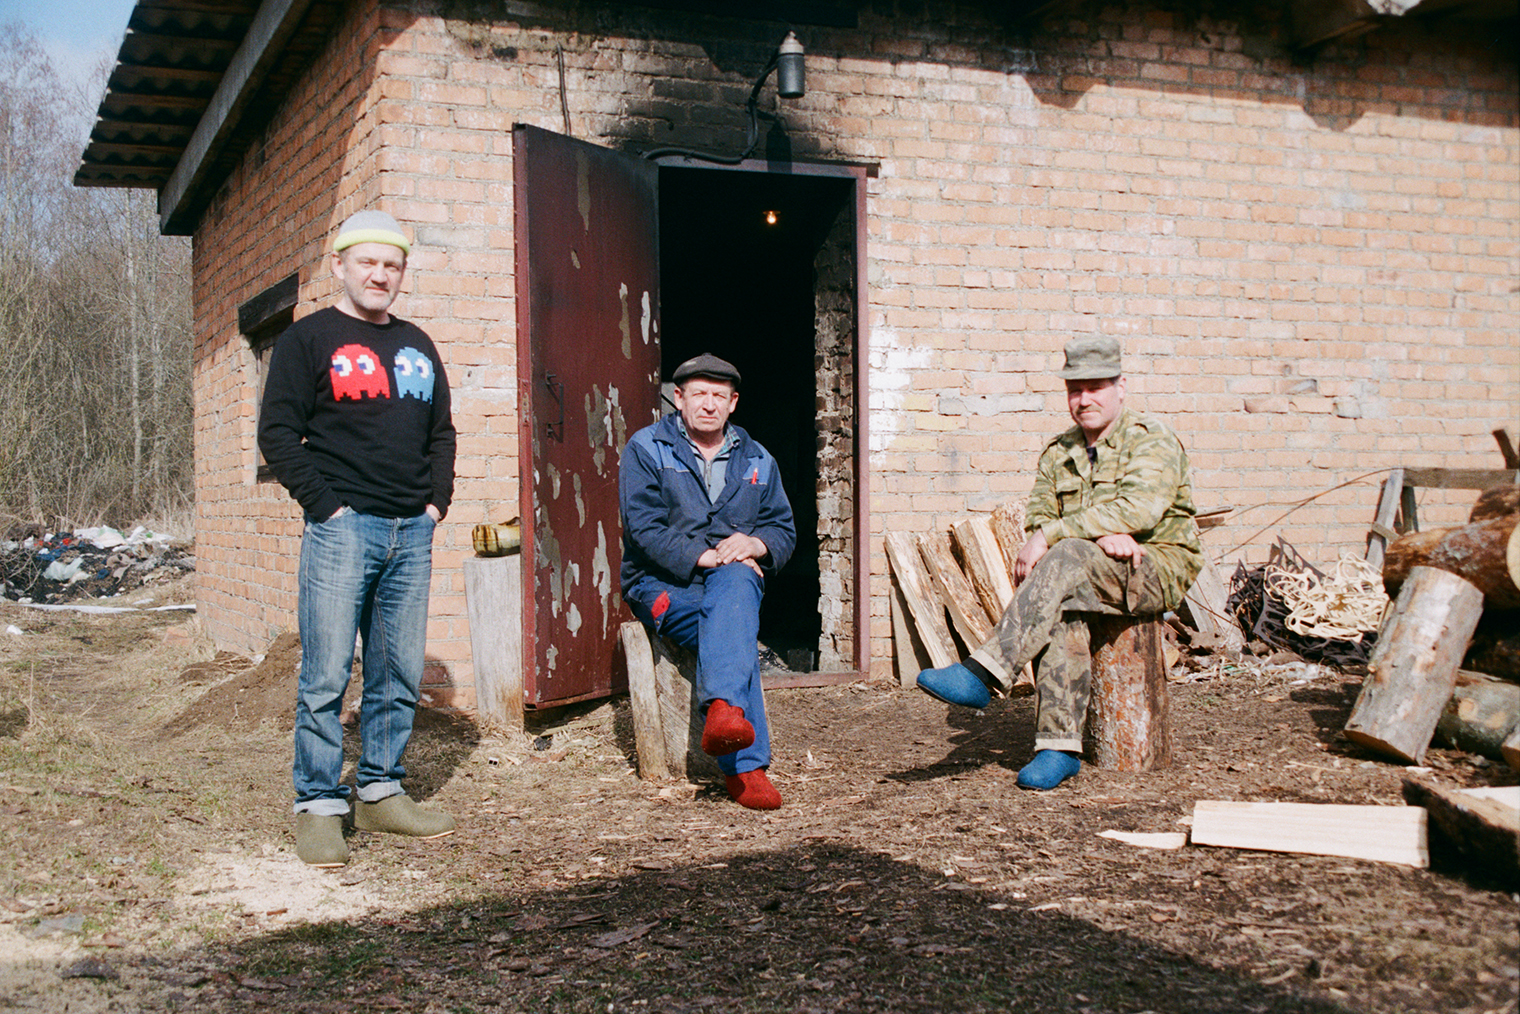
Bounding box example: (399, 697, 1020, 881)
(190, 1, 1519, 694)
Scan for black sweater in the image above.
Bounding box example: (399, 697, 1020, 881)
(258, 307, 456, 521)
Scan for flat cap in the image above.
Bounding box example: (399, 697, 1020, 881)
(672, 353, 741, 387)
(1056, 336, 1122, 380)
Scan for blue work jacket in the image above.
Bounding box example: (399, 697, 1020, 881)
(618, 413, 796, 593)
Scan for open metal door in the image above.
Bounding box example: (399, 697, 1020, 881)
(513, 124, 661, 707)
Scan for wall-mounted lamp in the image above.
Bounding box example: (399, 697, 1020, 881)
(776, 32, 805, 99)
(645, 31, 806, 164)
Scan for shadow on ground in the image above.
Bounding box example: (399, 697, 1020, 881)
(155, 840, 1353, 1014)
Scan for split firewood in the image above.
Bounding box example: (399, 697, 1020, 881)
(950, 517, 1015, 622)
(989, 500, 1028, 581)
(1382, 513, 1520, 609)
(1434, 670, 1520, 761)
(919, 531, 993, 648)
(889, 582, 931, 686)
(1503, 726, 1520, 773)
(1345, 566, 1483, 764)
(884, 532, 958, 670)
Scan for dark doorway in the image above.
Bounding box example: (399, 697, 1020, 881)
(658, 166, 853, 667)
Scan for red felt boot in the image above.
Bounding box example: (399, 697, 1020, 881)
(701, 699, 755, 756)
(725, 768, 782, 810)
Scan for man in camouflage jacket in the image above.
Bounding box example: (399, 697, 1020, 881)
(916, 336, 1202, 790)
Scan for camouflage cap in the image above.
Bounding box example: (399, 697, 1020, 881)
(1056, 336, 1122, 380)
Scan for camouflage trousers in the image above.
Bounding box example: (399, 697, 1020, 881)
(968, 539, 1168, 753)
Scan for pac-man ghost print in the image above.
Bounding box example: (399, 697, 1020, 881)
(393, 347, 434, 402)
(330, 344, 391, 401)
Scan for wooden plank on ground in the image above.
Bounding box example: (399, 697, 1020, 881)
(952, 517, 1015, 622)
(1191, 800, 1428, 868)
(920, 530, 992, 648)
(885, 532, 959, 669)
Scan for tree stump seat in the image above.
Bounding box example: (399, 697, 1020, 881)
(1080, 614, 1172, 771)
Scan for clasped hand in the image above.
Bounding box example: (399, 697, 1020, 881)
(697, 533, 768, 577)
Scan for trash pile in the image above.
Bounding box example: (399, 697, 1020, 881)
(0, 527, 194, 605)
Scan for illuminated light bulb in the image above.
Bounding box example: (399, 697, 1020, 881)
(765, 210, 778, 225)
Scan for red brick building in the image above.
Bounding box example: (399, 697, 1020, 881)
(79, 1, 1519, 711)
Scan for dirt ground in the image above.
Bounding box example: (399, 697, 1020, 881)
(0, 578, 1516, 1014)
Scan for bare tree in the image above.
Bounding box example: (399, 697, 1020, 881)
(0, 24, 192, 534)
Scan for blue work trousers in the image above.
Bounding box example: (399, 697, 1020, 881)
(292, 508, 436, 815)
(625, 563, 771, 776)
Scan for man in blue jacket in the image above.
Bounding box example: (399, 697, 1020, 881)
(619, 354, 797, 809)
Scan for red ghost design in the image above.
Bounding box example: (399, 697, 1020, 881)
(330, 343, 391, 400)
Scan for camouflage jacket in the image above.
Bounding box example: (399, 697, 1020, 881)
(1026, 407, 1203, 609)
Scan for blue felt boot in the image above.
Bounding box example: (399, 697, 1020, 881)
(1016, 750, 1082, 790)
(915, 663, 991, 709)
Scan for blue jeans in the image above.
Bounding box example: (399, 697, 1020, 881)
(625, 563, 770, 776)
(292, 508, 436, 815)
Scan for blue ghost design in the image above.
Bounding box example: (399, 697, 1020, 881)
(393, 347, 434, 401)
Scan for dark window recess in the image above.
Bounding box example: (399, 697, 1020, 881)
(239, 273, 298, 482)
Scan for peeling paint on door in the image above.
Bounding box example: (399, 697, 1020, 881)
(591, 521, 613, 635)
(640, 290, 652, 346)
(618, 281, 631, 359)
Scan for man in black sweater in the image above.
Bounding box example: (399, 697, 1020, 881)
(259, 209, 457, 867)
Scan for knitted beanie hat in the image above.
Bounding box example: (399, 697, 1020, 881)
(333, 210, 411, 254)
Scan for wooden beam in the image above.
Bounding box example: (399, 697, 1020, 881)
(1365, 468, 1404, 572)
(160, 0, 316, 234)
(884, 532, 958, 669)
(1401, 467, 1519, 491)
(1191, 800, 1428, 868)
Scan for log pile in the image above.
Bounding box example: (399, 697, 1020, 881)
(1346, 485, 1520, 769)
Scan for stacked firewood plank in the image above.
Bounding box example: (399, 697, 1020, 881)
(885, 502, 1031, 689)
(1345, 485, 1520, 770)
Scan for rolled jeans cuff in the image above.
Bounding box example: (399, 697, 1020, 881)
(1035, 737, 1084, 753)
(294, 797, 351, 817)
(356, 781, 405, 803)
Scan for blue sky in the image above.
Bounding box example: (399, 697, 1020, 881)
(1, 0, 137, 97)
